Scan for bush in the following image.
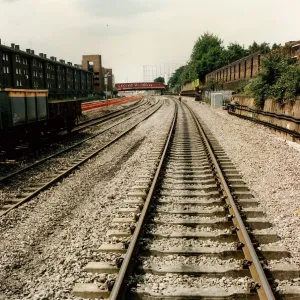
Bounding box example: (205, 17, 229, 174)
(248, 53, 300, 107)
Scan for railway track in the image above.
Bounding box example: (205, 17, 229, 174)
(0, 97, 146, 162)
(73, 99, 300, 300)
(73, 97, 146, 132)
(0, 98, 151, 183)
(0, 99, 162, 217)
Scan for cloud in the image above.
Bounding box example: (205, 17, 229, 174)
(77, 0, 162, 18)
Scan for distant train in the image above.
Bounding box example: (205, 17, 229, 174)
(0, 89, 81, 147)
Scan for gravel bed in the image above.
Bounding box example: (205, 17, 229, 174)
(162, 183, 215, 189)
(160, 190, 216, 196)
(156, 196, 220, 202)
(132, 274, 253, 292)
(186, 98, 300, 262)
(140, 255, 241, 268)
(154, 215, 224, 221)
(0, 96, 175, 300)
(147, 224, 231, 235)
(0, 102, 159, 206)
(142, 238, 236, 250)
(80, 98, 144, 121)
(156, 204, 223, 211)
(0, 99, 152, 182)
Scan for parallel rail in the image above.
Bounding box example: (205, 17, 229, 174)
(72, 98, 300, 300)
(0, 99, 150, 184)
(184, 102, 275, 300)
(0, 101, 162, 217)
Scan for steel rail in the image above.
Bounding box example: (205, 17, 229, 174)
(0, 101, 154, 184)
(109, 102, 178, 300)
(184, 102, 275, 300)
(0, 102, 163, 217)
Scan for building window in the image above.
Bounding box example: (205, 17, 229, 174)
(3, 66, 6, 73)
(6, 67, 9, 73)
(33, 59, 36, 66)
(23, 58, 27, 65)
(16, 55, 21, 63)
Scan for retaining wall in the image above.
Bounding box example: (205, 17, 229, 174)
(231, 95, 300, 141)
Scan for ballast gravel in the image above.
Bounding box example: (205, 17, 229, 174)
(0, 97, 175, 300)
(140, 255, 242, 268)
(148, 224, 231, 235)
(132, 274, 253, 293)
(144, 238, 236, 250)
(186, 98, 300, 264)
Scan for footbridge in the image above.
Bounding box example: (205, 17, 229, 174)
(115, 82, 166, 91)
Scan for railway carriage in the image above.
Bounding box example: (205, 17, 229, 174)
(0, 41, 93, 148)
(0, 89, 82, 147)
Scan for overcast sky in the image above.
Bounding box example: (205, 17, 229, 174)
(1, 0, 300, 82)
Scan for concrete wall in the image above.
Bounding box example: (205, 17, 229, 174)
(232, 95, 300, 136)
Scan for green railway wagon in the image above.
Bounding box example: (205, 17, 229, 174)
(0, 89, 48, 131)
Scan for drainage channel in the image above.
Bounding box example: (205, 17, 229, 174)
(72, 100, 300, 300)
(0, 101, 163, 217)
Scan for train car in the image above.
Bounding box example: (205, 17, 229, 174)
(0, 88, 81, 147)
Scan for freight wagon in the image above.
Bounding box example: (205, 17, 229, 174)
(0, 89, 81, 147)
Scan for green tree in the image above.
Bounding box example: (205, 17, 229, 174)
(248, 41, 271, 54)
(272, 43, 282, 50)
(168, 66, 185, 92)
(154, 76, 165, 83)
(179, 61, 197, 85)
(248, 52, 297, 106)
(224, 42, 248, 64)
(190, 32, 226, 81)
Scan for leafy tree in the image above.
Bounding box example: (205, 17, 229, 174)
(224, 42, 248, 64)
(248, 41, 271, 54)
(191, 32, 226, 81)
(179, 61, 197, 85)
(154, 76, 165, 83)
(248, 52, 298, 106)
(168, 66, 185, 92)
(272, 43, 282, 50)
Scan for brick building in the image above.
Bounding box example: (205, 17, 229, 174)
(82, 55, 114, 95)
(0, 39, 93, 99)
